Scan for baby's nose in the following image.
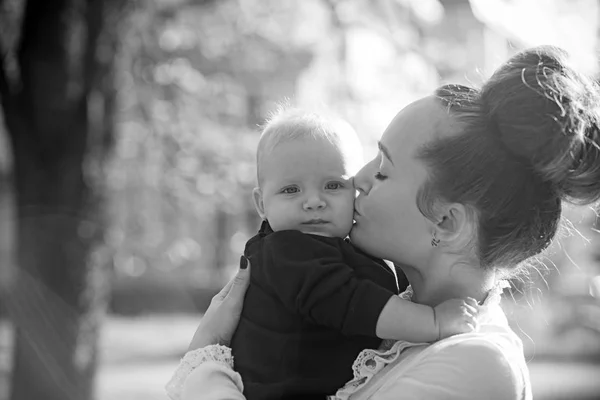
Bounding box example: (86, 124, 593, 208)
(303, 195, 326, 210)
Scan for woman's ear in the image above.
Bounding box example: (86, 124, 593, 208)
(252, 187, 266, 219)
(433, 203, 471, 246)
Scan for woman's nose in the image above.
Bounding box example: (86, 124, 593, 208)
(303, 194, 326, 211)
(354, 161, 373, 195)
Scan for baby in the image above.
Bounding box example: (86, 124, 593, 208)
(230, 108, 477, 400)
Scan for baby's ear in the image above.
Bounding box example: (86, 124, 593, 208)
(252, 187, 266, 219)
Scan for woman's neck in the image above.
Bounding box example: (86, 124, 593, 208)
(401, 253, 497, 307)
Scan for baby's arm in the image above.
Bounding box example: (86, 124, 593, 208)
(375, 296, 479, 342)
(258, 231, 396, 337)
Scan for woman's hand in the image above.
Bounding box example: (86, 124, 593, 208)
(188, 256, 251, 351)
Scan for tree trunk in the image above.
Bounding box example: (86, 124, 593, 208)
(0, 1, 123, 399)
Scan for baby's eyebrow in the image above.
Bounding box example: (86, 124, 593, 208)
(378, 141, 394, 165)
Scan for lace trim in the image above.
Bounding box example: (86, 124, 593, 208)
(165, 345, 233, 400)
(332, 281, 509, 400)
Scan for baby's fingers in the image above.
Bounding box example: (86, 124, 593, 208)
(465, 297, 480, 310)
(462, 307, 479, 332)
(462, 302, 479, 317)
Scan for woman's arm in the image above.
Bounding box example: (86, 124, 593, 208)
(371, 340, 529, 400)
(167, 345, 246, 400)
(187, 256, 250, 350)
(166, 259, 251, 400)
(182, 362, 245, 400)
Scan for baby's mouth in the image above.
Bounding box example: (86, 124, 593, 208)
(303, 219, 329, 225)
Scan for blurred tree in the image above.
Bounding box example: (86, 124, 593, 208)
(0, 0, 126, 399)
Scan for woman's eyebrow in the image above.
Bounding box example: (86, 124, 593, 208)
(378, 141, 394, 165)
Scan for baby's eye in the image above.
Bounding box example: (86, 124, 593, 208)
(325, 182, 344, 190)
(282, 187, 299, 194)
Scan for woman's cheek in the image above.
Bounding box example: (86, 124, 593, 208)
(365, 192, 381, 222)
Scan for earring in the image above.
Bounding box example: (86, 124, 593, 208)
(431, 232, 440, 247)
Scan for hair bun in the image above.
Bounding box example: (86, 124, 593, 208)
(481, 46, 600, 205)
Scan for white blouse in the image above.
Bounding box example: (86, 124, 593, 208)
(166, 283, 532, 400)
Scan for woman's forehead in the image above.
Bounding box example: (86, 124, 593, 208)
(381, 96, 450, 157)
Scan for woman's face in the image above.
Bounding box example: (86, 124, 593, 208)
(351, 97, 446, 266)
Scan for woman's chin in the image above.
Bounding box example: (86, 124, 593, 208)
(350, 223, 384, 258)
(349, 223, 365, 245)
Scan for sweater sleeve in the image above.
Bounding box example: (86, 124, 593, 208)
(254, 230, 394, 337)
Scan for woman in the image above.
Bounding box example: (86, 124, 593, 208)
(167, 46, 600, 399)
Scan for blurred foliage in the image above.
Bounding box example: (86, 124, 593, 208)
(2, 0, 597, 316)
(108, 0, 312, 291)
(105, 0, 447, 312)
(101, 0, 600, 315)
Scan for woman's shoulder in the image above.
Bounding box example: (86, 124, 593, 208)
(434, 334, 521, 368)
(404, 336, 530, 399)
(430, 310, 528, 373)
(371, 334, 528, 398)
(435, 335, 529, 392)
(350, 334, 531, 400)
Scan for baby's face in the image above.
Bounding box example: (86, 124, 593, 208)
(257, 137, 356, 238)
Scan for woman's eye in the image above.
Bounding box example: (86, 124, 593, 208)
(325, 182, 343, 190)
(374, 172, 388, 181)
(282, 187, 299, 194)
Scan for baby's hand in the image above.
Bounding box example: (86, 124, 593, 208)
(434, 297, 479, 340)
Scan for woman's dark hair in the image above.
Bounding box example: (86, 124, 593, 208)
(417, 46, 600, 271)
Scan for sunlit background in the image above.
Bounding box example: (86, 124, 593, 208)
(1, 0, 600, 399)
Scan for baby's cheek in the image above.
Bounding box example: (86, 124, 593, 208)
(345, 191, 356, 211)
(267, 203, 298, 231)
(339, 194, 356, 224)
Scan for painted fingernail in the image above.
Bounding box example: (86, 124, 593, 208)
(240, 255, 248, 269)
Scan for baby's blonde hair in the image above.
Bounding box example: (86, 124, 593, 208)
(256, 106, 363, 186)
